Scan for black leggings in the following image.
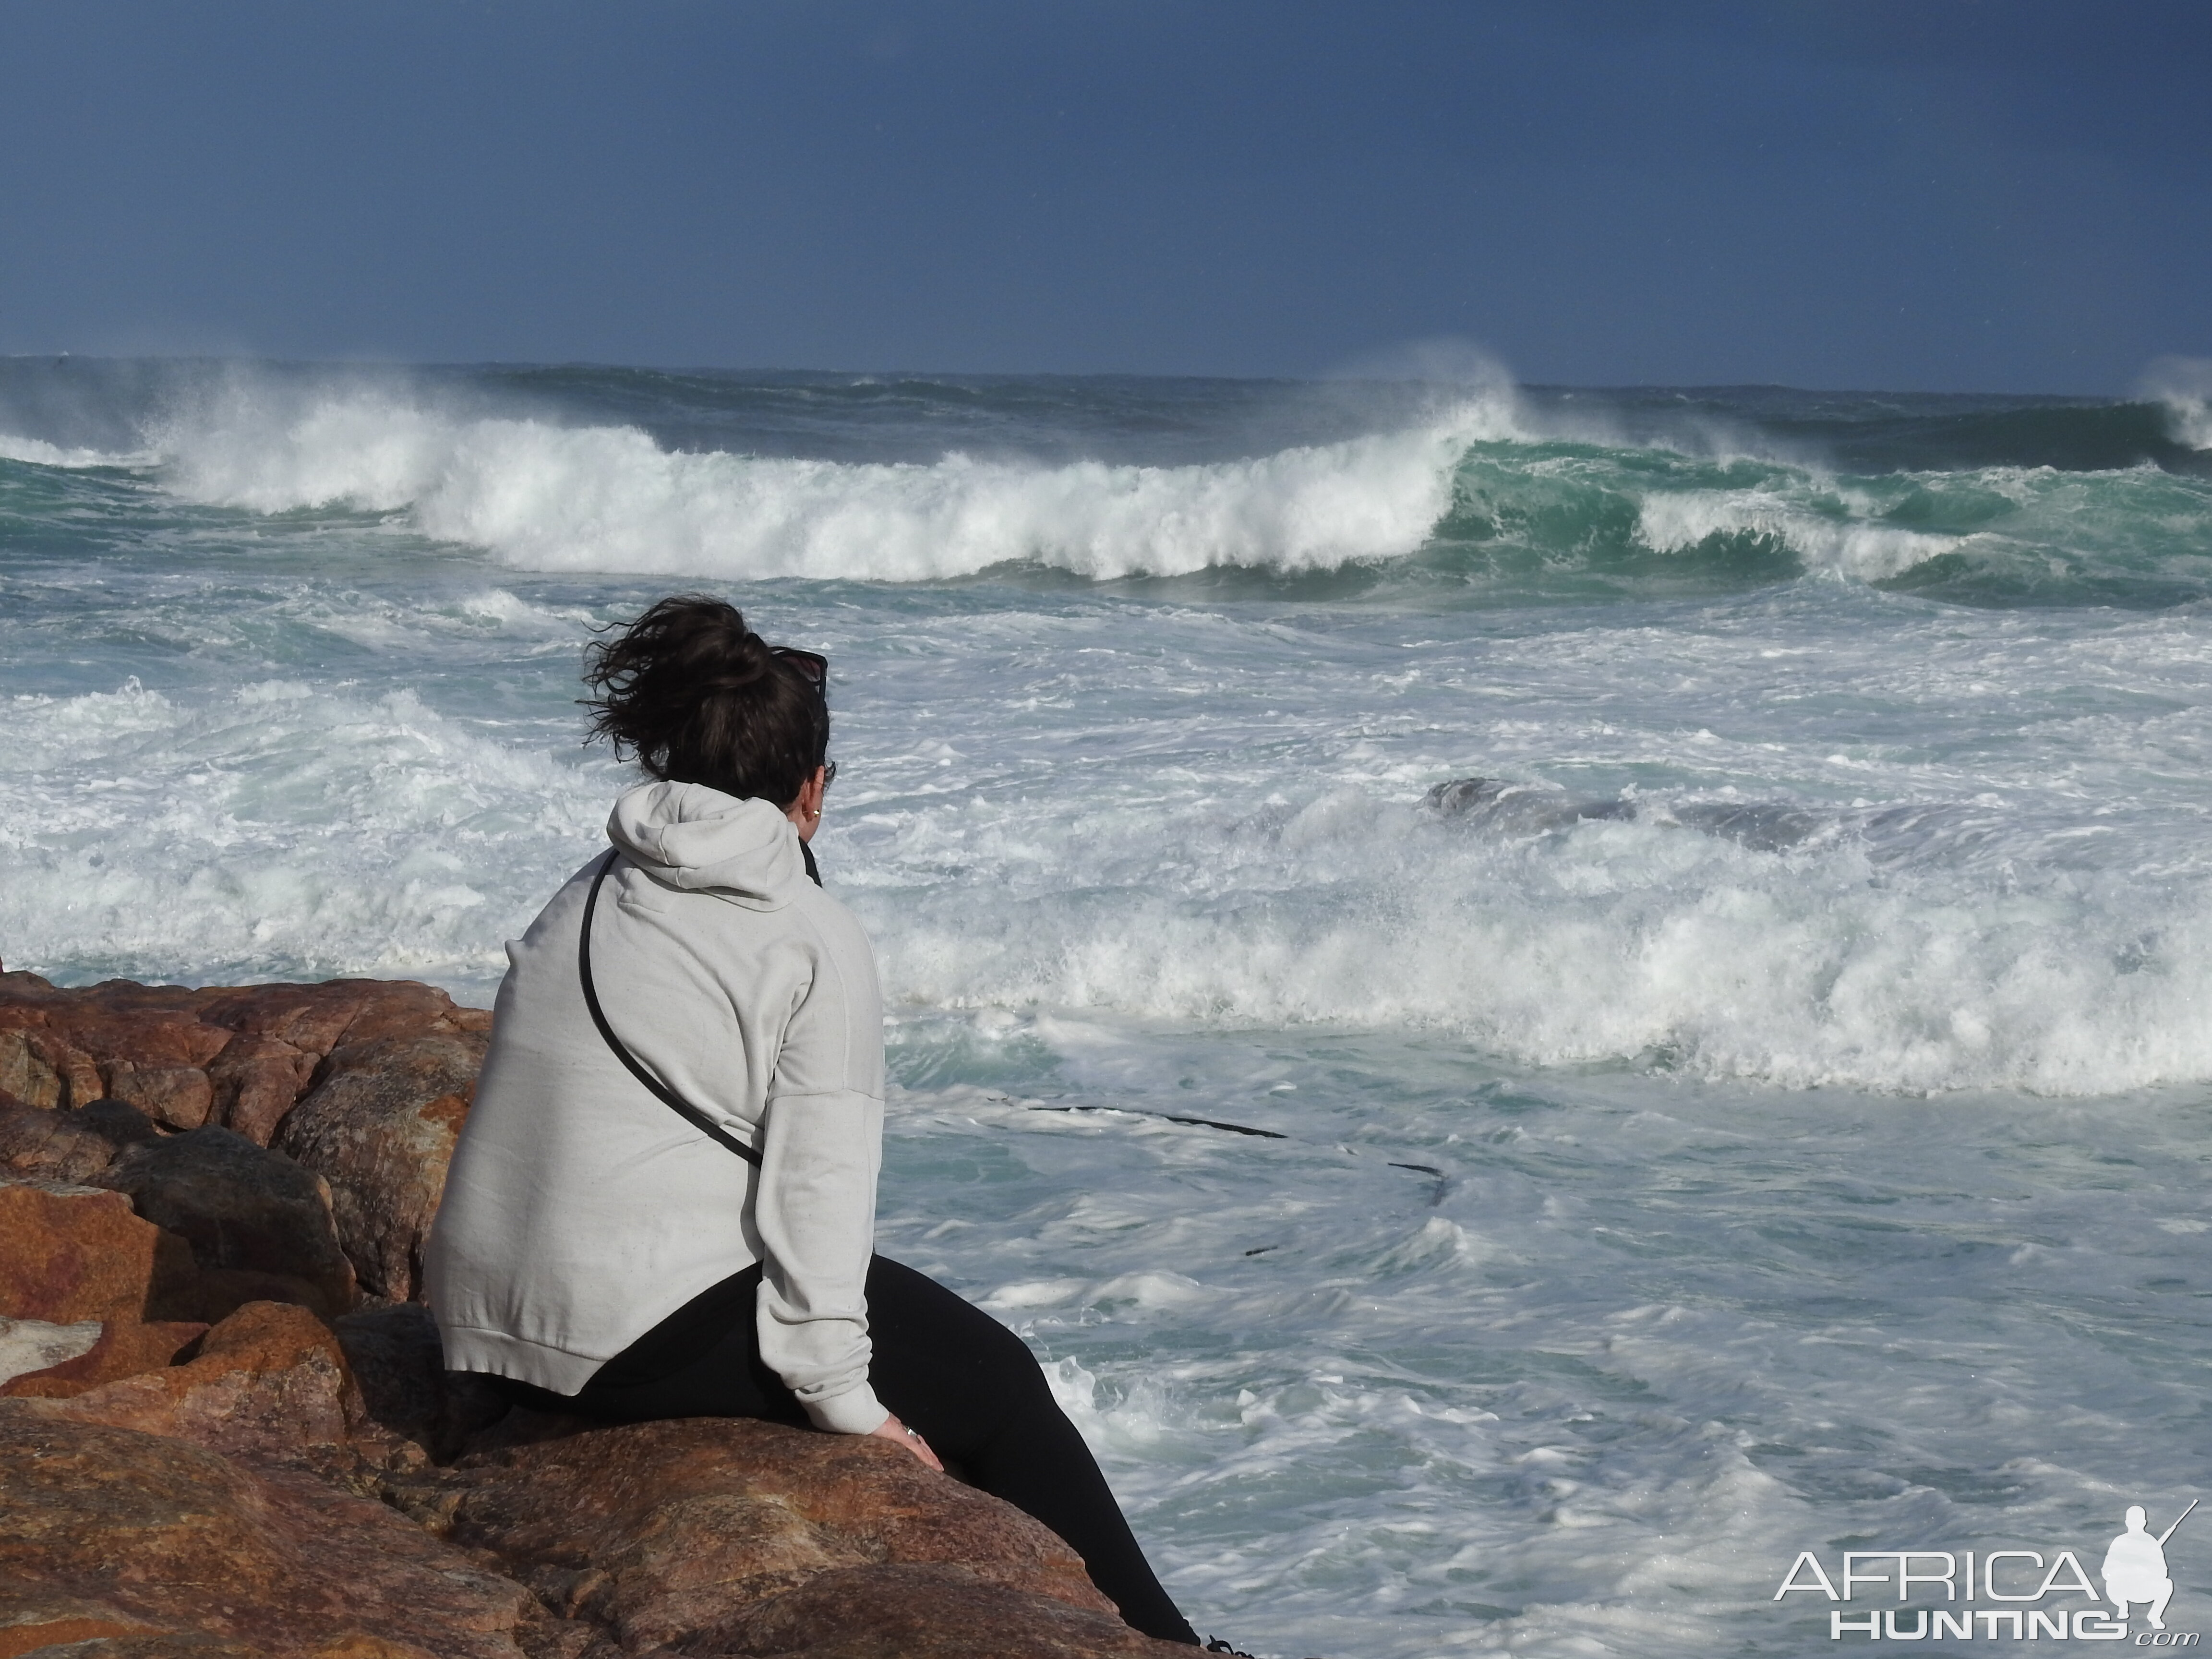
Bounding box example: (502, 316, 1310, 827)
(492, 1255, 1198, 1646)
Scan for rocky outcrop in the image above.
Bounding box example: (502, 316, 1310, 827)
(275, 1035, 480, 1303)
(95, 1125, 359, 1321)
(0, 975, 1200, 1659)
(0, 1316, 206, 1398)
(0, 973, 487, 1307)
(18, 1300, 360, 1467)
(0, 972, 490, 1142)
(0, 1410, 537, 1659)
(420, 1416, 1120, 1637)
(0, 1179, 201, 1324)
(0, 1094, 160, 1183)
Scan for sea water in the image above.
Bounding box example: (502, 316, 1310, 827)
(3, 359, 2211, 1656)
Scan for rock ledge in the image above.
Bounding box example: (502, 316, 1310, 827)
(0, 974, 1185, 1659)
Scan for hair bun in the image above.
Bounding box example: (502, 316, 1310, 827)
(720, 625, 777, 684)
(581, 595, 831, 806)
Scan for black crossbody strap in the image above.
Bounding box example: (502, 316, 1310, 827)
(579, 850, 763, 1167)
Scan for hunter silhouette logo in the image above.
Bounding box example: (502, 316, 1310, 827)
(2107, 1502, 2195, 1633)
(1774, 1499, 2200, 1642)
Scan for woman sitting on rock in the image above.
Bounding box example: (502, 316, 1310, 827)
(424, 595, 1203, 1648)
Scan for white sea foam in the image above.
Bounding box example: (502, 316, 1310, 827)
(0, 675, 611, 991)
(12, 577, 2211, 1099)
(857, 788, 2212, 1096)
(1635, 488, 1959, 579)
(2143, 355, 2212, 450)
(11, 376, 2212, 1657)
(154, 388, 1510, 579)
(881, 1065, 2212, 1658)
(0, 432, 146, 468)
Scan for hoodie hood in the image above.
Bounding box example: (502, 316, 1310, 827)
(607, 781, 808, 909)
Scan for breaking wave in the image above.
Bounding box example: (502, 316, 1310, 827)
(856, 782, 2212, 1098)
(150, 387, 1512, 580)
(2144, 356, 2212, 452)
(0, 362, 2204, 604)
(1633, 489, 1959, 582)
(12, 666, 2212, 1096)
(0, 432, 144, 469)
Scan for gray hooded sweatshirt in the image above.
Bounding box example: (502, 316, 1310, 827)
(424, 781, 888, 1435)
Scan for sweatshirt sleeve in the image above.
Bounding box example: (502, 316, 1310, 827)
(751, 904, 889, 1435)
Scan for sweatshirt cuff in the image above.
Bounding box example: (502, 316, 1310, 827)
(802, 1382, 889, 1436)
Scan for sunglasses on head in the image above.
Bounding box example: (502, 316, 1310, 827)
(769, 646, 837, 787)
(770, 646, 828, 687)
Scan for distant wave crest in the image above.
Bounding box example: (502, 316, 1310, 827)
(4, 365, 2193, 601)
(2144, 357, 2212, 451)
(1635, 488, 1959, 580)
(155, 390, 1513, 579)
(0, 433, 145, 468)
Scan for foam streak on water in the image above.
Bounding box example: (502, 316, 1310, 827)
(2, 361, 2211, 1656)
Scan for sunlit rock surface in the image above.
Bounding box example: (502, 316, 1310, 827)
(0, 975, 1185, 1659)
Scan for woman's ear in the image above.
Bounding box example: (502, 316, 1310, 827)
(785, 767, 828, 842)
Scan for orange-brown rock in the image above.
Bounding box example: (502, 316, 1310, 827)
(0, 1638, 282, 1659)
(204, 1033, 324, 1147)
(0, 975, 491, 1301)
(0, 1095, 157, 1183)
(0, 978, 1213, 1659)
(94, 1126, 358, 1321)
(25, 1301, 359, 1466)
(192, 979, 487, 1146)
(0, 1410, 535, 1659)
(0, 1403, 1188, 1659)
(275, 1034, 483, 1302)
(0, 1180, 199, 1323)
(0, 1317, 206, 1398)
(293, 1636, 450, 1659)
(706, 1562, 1195, 1658)
(0, 1611, 174, 1658)
(423, 1416, 1122, 1652)
(0, 1014, 105, 1112)
(0, 973, 490, 1144)
(0, 980, 229, 1128)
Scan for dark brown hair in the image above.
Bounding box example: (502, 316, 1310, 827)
(581, 595, 829, 806)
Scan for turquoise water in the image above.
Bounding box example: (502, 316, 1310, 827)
(2, 360, 2211, 1654)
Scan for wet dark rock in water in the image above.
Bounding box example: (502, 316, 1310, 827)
(1424, 775, 1821, 851)
(1663, 801, 1824, 852)
(1423, 775, 1635, 831)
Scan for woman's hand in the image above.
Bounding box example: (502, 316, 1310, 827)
(868, 1410, 944, 1472)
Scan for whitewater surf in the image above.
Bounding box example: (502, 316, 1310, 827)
(2, 358, 2209, 1657)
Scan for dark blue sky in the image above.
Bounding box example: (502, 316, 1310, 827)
(4, 1, 2206, 391)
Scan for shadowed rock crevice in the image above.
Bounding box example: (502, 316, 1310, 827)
(95, 1125, 359, 1321)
